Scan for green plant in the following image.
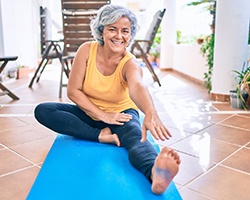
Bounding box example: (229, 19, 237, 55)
(149, 43, 160, 58)
(149, 26, 162, 58)
(233, 61, 250, 84)
(232, 61, 250, 109)
(200, 33, 215, 93)
(176, 30, 182, 44)
(187, 0, 216, 93)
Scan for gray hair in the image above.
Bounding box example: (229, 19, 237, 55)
(90, 4, 139, 46)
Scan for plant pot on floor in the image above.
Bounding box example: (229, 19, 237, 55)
(17, 66, 30, 79)
(230, 90, 248, 109)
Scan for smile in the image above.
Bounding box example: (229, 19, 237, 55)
(111, 40, 123, 45)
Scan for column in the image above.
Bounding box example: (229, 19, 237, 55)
(211, 0, 250, 99)
(160, 0, 176, 69)
(0, 0, 4, 55)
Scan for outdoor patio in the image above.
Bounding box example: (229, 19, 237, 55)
(0, 63, 249, 200)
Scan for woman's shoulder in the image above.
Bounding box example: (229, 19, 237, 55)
(77, 41, 92, 51)
(75, 41, 96, 57)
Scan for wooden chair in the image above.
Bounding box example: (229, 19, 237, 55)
(130, 9, 166, 87)
(48, 0, 109, 97)
(61, 0, 110, 60)
(29, 1, 111, 98)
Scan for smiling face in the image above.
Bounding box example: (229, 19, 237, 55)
(102, 17, 131, 53)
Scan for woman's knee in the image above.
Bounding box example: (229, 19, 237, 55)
(34, 102, 55, 123)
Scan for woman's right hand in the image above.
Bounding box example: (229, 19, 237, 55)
(101, 112, 132, 125)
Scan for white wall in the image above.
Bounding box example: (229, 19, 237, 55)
(0, 1, 3, 56)
(173, 44, 206, 82)
(0, 0, 40, 70)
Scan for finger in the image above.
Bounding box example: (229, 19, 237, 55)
(112, 121, 124, 125)
(155, 127, 165, 141)
(140, 125, 147, 142)
(161, 127, 172, 140)
(149, 128, 159, 141)
(121, 113, 132, 119)
(118, 117, 131, 122)
(161, 128, 170, 140)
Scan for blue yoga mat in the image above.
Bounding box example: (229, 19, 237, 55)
(27, 134, 182, 200)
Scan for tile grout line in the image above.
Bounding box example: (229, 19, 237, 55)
(0, 164, 41, 178)
(179, 187, 215, 200)
(0, 114, 34, 117)
(1, 144, 42, 174)
(181, 142, 248, 189)
(0, 103, 38, 106)
(219, 164, 250, 176)
(219, 122, 250, 132)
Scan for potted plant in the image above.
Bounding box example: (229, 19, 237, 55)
(17, 65, 30, 79)
(231, 61, 250, 109)
(149, 43, 161, 67)
(148, 26, 161, 67)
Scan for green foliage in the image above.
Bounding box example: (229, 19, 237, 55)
(248, 30, 250, 44)
(153, 26, 161, 45)
(187, 0, 217, 93)
(150, 26, 162, 58)
(187, 0, 216, 13)
(200, 33, 215, 93)
(232, 61, 250, 109)
(232, 61, 250, 86)
(176, 30, 182, 44)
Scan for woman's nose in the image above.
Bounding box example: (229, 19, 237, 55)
(116, 31, 122, 38)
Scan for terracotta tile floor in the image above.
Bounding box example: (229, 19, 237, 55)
(0, 63, 250, 200)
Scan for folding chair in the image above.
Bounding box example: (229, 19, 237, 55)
(0, 56, 19, 100)
(130, 9, 166, 87)
(29, 7, 69, 98)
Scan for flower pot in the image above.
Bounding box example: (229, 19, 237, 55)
(248, 88, 250, 106)
(156, 57, 160, 67)
(17, 67, 30, 79)
(230, 90, 248, 109)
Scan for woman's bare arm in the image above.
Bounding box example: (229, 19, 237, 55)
(123, 59, 172, 142)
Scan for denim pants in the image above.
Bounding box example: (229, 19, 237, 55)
(34, 102, 158, 181)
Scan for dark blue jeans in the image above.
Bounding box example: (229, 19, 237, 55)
(34, 102, 157, 181)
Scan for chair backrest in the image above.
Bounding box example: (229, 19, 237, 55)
(61, 0, 110, 57)
(142, 8, 166, 53)
(40, 7, 52, 54)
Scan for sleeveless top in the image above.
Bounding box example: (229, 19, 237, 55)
(83, 41, 138, 116)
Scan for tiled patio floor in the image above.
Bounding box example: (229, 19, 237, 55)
(0, 63, 250, 200)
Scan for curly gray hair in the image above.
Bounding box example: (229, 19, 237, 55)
(90, 4, 139, 46)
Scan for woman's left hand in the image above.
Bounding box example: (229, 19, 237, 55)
(141, 113, 172, 142)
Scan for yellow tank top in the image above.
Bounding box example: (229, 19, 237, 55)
(83, 41, 138, 115)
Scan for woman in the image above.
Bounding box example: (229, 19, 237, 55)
(35, 4, 180, 194)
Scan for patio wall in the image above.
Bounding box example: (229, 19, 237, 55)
(172, 44, 206, 83)
(170, 44, 250, 84)
(0, 0, 39, 69)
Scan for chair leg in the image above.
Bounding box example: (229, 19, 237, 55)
(143, 57, 161, 87)
(29, 42, 53, 88)
(134, 43, 161, 86)
(58, 56, 67, 99)
(63, 57, 71, 78)
(36, 59, 50, 83)
(29, 57, 48, 88)
(0, 83, 20, 100)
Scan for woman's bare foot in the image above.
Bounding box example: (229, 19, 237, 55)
(98, 127, 121, 146)
(151, 147, 181, 194)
